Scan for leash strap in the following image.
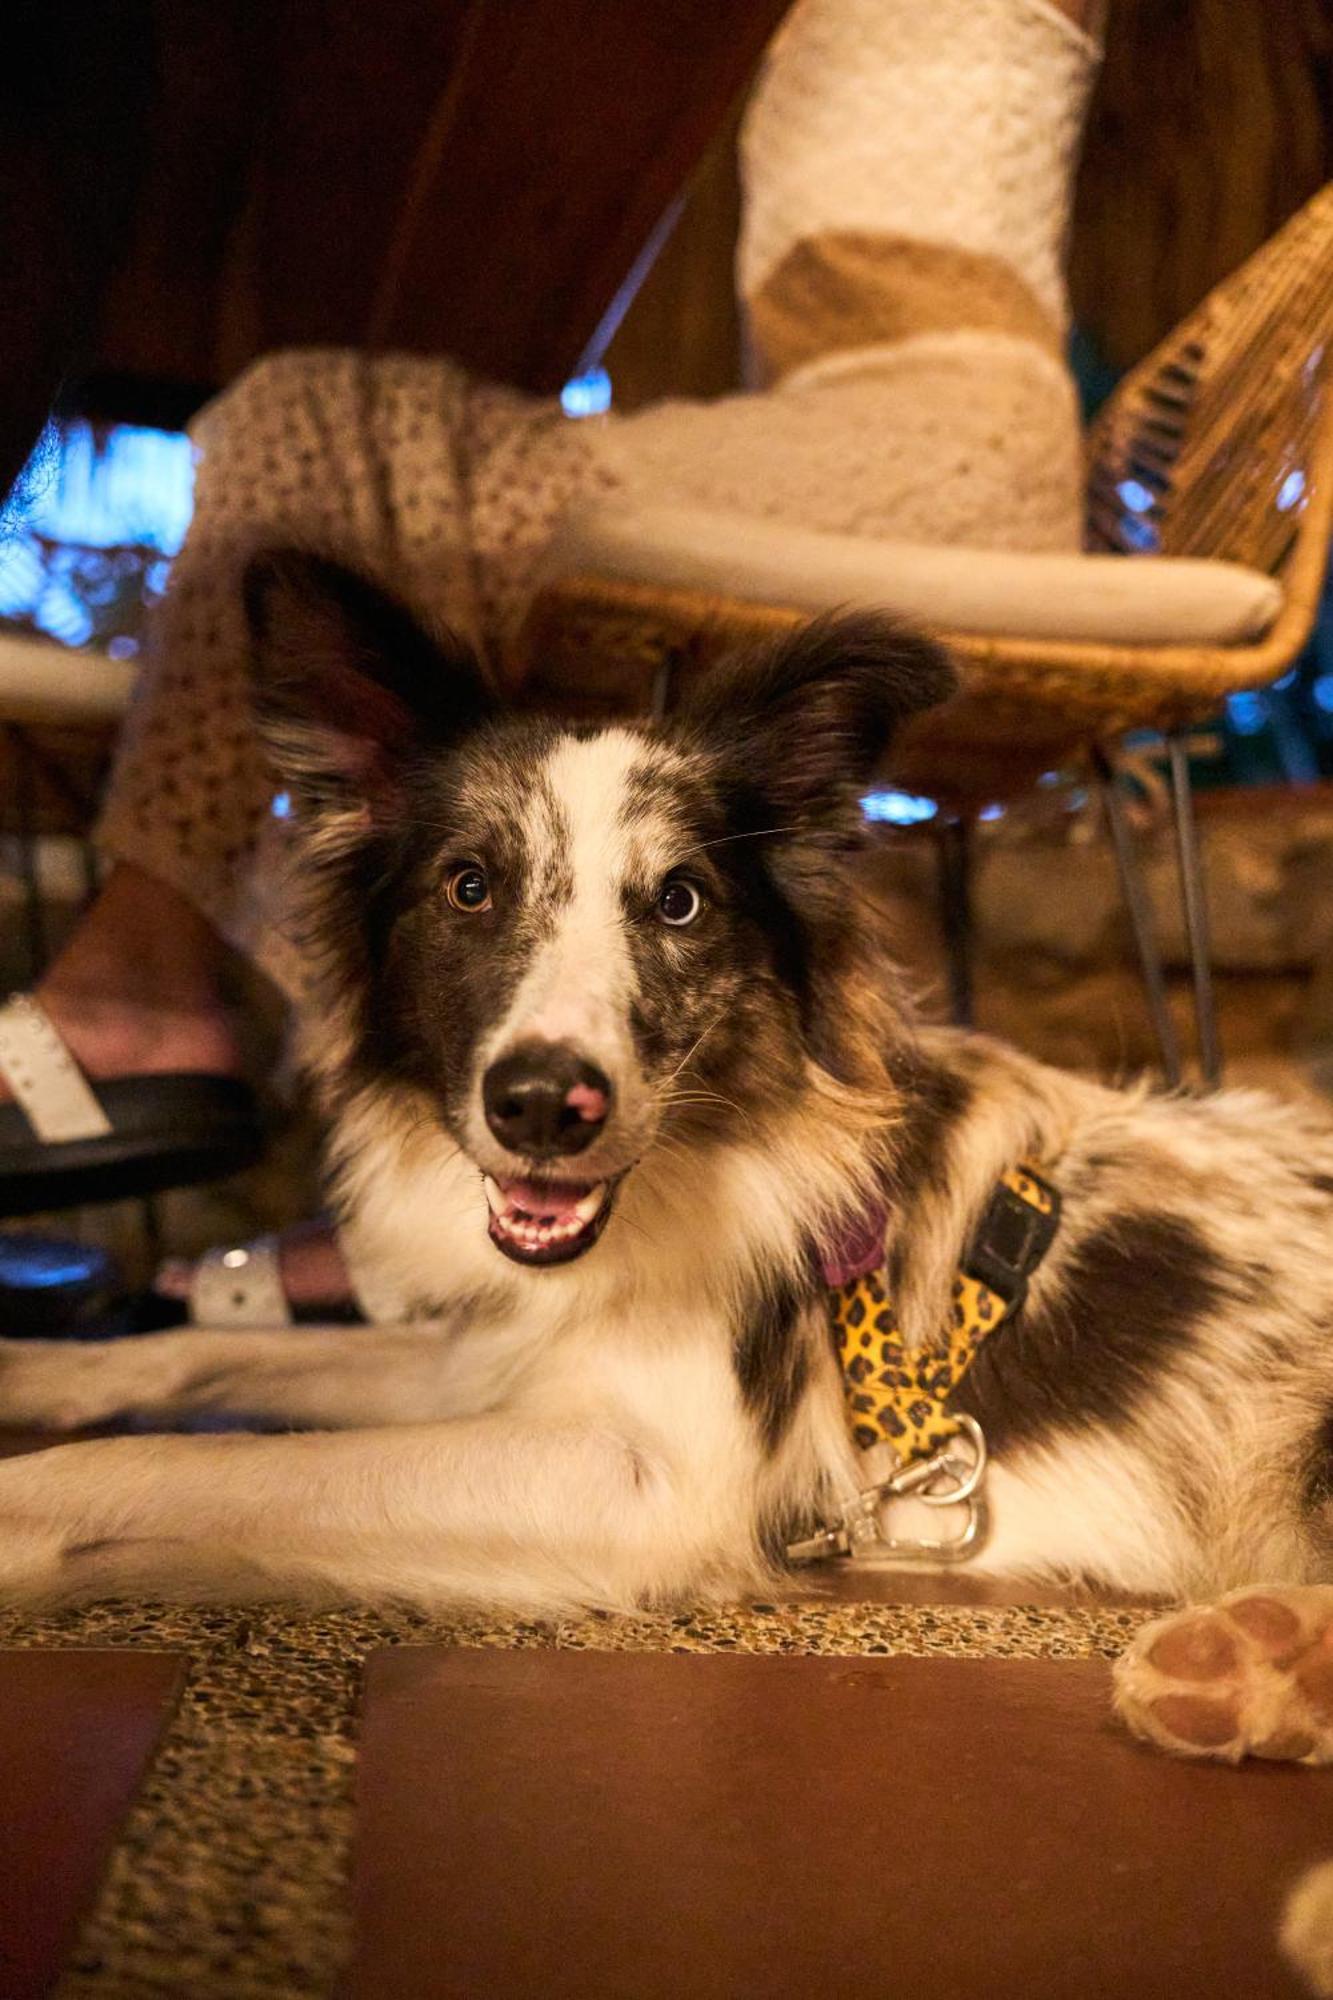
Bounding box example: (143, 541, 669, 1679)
(830, 1162, 1060, 1466)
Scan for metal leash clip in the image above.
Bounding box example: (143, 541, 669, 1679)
(787, 1415, 989, 1565)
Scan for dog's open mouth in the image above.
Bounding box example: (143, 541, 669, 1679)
(482, 1174, 618, 1266)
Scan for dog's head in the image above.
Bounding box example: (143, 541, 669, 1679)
(246, 550, 955, 1268)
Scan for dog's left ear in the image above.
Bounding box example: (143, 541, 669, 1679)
(244, 546, 495, 817)
(685, 613, 956, 832)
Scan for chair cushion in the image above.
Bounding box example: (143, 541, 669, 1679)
(545, 500, 1284, 648)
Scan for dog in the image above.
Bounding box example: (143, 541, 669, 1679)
(3, 549, 1333, 1688)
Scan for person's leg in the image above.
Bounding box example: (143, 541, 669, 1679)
(97, 351, 499, 1315)
(595, 0, 1102, 559)
(154, 1212, 353, 1313)
(14, 358, 458, 1095)
(20, 863, 241, 1092)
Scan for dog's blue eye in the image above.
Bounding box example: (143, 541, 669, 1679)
(446, 866, 491, 913)
(657, 878, 702, 927)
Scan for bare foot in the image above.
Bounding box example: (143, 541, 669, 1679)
(25, 987, 242, 1091)
(3, 861, 243, 1102)
(1114, 1585, 1333, 1764)
(155, 1215, 356, 1316)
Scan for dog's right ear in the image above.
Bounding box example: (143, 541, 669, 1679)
(683, 611, 956, 839)
(244, 547, 495, 818)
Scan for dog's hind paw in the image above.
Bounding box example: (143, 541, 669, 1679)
(1114, 1586, 1333, 1765)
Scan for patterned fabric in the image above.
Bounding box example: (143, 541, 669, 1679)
(830, 1162, 1057, 1462)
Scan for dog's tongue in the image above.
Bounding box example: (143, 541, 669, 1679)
(494, 1178, 592, 1222)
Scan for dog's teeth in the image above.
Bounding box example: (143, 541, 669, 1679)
(487, 1174, 615, 1258)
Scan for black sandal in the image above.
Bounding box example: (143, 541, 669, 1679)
(0, 994, 265, 1215)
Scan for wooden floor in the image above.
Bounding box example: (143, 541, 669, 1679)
(352, 1649, 1326, 2000)
(0, 1637, 1325, 1998)
(0, 1651, 185, 2000)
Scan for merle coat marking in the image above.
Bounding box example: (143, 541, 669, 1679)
(3, 552, 1333, 1612)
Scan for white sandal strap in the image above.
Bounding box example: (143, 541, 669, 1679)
(0, 993, 113, 1144)
(189, 1236, 294, 1328)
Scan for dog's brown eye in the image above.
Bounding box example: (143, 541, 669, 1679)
(446, 865, 491, 913)
(657, 877, 702, 927)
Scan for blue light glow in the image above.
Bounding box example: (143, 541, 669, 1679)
(0, 1240, 105, 1288)
(1226, 689, 1268, 736)
(34, 581, 94, 647)
(1117, 478, 1155, 514)
(271, 790, 293, 820)
(560, 369, 613, 419)
(1120, 515, 1160, 553)
(1277, 469, 1306, 513)
(978, 803, 1005, 822)
(1312, 675, 1333, 714)
(0, 419, 195, 648)
(4, 419, 194, 553)
(862, 789, 938, 826)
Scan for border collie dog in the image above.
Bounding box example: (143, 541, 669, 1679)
(4, 549, 1333, 1627)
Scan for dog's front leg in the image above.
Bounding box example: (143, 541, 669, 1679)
(0, 1326, 471, 1433)
(0, 1417, 732, 1612)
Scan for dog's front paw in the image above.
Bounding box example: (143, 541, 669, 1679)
(0, 1338, 130, 1432)
(0, 1519, 70, 1604)
(1114, 1586, 1333, 1765)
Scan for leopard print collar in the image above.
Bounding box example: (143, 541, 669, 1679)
(829, 1162, 1060, 1468)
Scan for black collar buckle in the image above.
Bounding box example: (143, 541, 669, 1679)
(964, 1170, 1060, 1311)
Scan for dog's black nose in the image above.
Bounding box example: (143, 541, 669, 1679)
(483, 1044, 613, 1158)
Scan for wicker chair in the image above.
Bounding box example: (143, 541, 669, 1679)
(518, 182, 1333, 1086)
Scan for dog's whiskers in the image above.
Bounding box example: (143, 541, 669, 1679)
(660, 1087, 757, 1130)
(664, 1013, 728, 1088)
(676, 824, 804, 860)
(661, 1088, 744, 1113)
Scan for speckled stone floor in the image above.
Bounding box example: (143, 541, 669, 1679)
(0, 1584, 1156, 1998)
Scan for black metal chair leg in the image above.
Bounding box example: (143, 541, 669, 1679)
(140, 1192, 165, 1270)
(1166, 732, 1222, 1089)
(934, 814, 975, 1028)
(79, 835, 101, 914)
(1091, 743, 1183, 1088)
(649, 652, 675, 721)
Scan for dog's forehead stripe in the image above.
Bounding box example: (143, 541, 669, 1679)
(541, 730, 649, 883)
(482, 729, 645, 1060)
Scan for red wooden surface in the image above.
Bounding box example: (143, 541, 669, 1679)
(351, 1649, 1330, 1999)
(0, 1650, 185, 1999)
